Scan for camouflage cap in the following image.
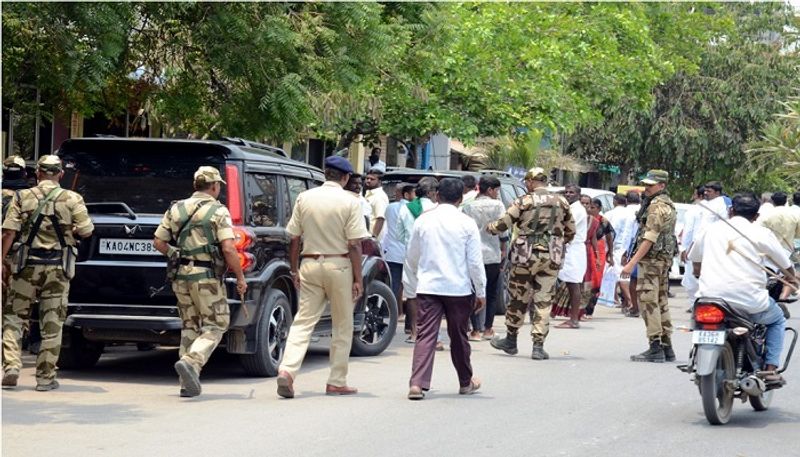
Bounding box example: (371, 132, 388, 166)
(37, 155, 62, 174)
(3, 155, 26, 171)
(640, 169, 669, 185)
(524, 167, 548, 182)
(194, 166, 226, 185)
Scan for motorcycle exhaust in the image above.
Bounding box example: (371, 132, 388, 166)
(740, 375, 766, 396)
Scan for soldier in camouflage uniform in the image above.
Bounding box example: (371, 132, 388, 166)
(487, 168, 575, 360)
(1, 155, 94, 390)
(153, 166, 247, 398)
(621, 170, 678, 363)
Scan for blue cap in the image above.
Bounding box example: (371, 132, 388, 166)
(324, 156, 354, 174)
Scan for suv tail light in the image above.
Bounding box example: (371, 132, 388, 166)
(232, 226, 255, 272)
(226, 164, 243, 225)
(695, 304, 725, 324)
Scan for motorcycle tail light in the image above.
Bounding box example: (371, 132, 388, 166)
(695, 304, 725, 324)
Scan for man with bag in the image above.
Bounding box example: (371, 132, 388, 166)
(487, 168, 574, 360)
(153, 166, 247, 397)
(1, 155, 94, 390)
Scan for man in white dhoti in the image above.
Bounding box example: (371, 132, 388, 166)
(556, 184, 588, 329)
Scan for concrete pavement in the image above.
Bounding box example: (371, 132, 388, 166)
(3, 285, 799, 457)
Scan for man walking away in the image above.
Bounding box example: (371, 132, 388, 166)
(2, 155, 94, 390)
(276, 156, 369, 398)
(621, 170, 678, 363)
(679, 185, 705, 310)
(620, 191, 641, 316)
(153, 166, 247, 397)
(406, 178, 486, 400)
(460, 175, 478, 207)
(758, 192, 800, 260)
(364, 169, 389, 239)
(461, 176, 508, 341)
(489, 168, 574, 360)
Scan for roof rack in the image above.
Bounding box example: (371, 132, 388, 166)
(222, 137, 288, 158)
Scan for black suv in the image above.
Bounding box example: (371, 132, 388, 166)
(57, 137, 397, 376)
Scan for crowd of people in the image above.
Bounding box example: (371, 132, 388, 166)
(2, 151, 798, 399)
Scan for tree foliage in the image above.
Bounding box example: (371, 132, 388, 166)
(565, 2, 800, 196)
(747, 96, 800, 189)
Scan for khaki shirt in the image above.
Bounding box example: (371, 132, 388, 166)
(759, 205, 800, 254)
(638, 194, 676, 244)
(286, 181, 369, 255)
(2, 180, 94, 249)
(154, 192, 234, 276)
(487, 188, 575, 248)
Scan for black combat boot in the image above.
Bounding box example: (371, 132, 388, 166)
(630, 340, 665, 363)
(490, 332, 518, 355)
(531, 342, 549, 360)
(661, 336, 676, 362)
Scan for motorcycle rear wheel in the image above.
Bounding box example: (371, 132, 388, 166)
(699, 342, 735, 425)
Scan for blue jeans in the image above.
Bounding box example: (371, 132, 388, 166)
(749, 298, 786, 367)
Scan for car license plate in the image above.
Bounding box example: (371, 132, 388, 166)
(692, 330, 726, 345)
(99, 238, 160, 256)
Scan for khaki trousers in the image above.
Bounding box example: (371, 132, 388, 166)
(279, 257, 354, 386)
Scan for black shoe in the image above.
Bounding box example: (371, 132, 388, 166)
(531, 343, 549, 360)
(490, 333, 518, 355)
(662, 345, 676, 362)
(627, 310, 640, 318)
(630, 340, 666, 363)
(35, 380, 60, 391)
(174, 360, 201, 397)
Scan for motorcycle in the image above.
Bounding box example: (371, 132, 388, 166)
(678, 282, 798, 425)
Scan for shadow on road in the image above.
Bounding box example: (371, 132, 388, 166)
(691, 407, 800, 429)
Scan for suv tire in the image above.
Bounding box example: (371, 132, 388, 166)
(57, 329, 104, 370)
(240, 289, 292, 377)
(351, 280, 397, 357)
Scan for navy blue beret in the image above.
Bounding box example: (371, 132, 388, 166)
(324, 155, 354, 174)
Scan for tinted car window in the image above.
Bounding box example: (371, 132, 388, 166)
(60, 149, 225, 214)
(246, 173, 279, 227)
(286, 177, 307, 210)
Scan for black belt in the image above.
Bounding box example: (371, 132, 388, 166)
(27, 259, 61, 266)
(28, 248, 62, 259)
(179, 258, 214, 269)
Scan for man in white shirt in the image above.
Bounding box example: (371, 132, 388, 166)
(461, 176, 508, 340)
(679, 185, 706, 306)
(556, 184, 587, 328)
(382, 183, 415, 332)
(345, 173, 372, 231)
(364, 169, 390, 239)
(364, 147, 387, 174)
(689, 193, 797, 382)
(618, 191, 641, 315)
(790, 192, 800, 218)
(460, 175, 478, 207)
(406, 178, 486, 400)
(759, 192, 775, 220)
(400, 177, 439, 343)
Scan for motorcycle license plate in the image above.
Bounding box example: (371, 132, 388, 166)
(692, 330, 726, 345)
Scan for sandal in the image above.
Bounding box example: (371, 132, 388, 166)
(408, 385, 425, 400)
(555, 320, 580, 329)
(459, 377, 481, 395)
(405, 335, 416, 344)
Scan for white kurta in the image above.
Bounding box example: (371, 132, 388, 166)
(558, 200, 588, 283)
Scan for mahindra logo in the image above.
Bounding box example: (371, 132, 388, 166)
(124, 225, 140, 237)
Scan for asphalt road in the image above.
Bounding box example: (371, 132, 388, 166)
(3, 285, 799, 457)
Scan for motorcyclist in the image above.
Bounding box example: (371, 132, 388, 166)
(688, 192, 799, 383)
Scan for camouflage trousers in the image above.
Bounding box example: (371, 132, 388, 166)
(172, 278, 229, 373)
(505, 252, 559, 344)
(2, 265, 69, 384)
(637, 257, 673, 344)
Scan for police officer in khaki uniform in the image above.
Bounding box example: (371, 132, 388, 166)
(1, 155, 94, 390)
(2, 156, 29, 218)
(621, 169, 678, 363)
(153, 166, 247, 397)
(487, 168, 575, 360)
(276, 156, 369, 399)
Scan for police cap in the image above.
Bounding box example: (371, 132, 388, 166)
(324, 156, 354, 174)
(524, 167, 548, 182)
(194, 166, 227, 185)
(3, 155, 26, 171)
(37, 155, 62, 174)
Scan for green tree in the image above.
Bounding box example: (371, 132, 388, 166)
(747, 96, 800, 189)
(565, 2, 800, 196)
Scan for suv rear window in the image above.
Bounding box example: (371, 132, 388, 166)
(60, 141, 227, 214)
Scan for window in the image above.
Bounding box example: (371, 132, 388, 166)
(246, 173, 279, 227)
(286, 177, 307, 210)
